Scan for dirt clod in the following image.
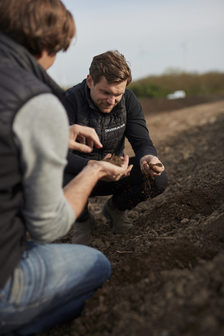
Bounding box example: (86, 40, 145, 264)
(103, 154, 124, 167)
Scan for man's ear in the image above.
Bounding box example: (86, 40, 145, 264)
(86, 74, 93, 88)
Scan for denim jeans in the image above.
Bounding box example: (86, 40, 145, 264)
(0, 242, 111, 335)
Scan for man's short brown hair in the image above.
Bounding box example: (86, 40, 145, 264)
(0, 0, 75, 56)
(89, 50, 132, 85)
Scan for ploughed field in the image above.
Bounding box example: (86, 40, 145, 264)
(41, 96, 224, 336)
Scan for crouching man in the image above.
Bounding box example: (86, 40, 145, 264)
(63, 50, 168, 245)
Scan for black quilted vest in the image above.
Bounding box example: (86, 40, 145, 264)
(0, 34, 58, 289)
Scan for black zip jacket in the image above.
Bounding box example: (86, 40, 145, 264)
(63, 80, 157, 176)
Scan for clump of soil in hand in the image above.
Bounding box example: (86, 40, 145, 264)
(149, 162, 163, 171)
(103, 154, 124, 167)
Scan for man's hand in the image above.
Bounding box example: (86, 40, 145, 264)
(140, 154, 164, 178)
(64, 154, 132, 218)
(69, 124, 102, 152)
(88, 154, 133, 182)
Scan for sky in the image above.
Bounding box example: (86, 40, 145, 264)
(48, 0, 224, 87)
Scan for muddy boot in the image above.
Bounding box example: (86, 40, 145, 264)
(72, 213, 96, 245)
(102, 198, 133, 234)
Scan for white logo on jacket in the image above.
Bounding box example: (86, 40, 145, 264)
(105, 123, 125, 133)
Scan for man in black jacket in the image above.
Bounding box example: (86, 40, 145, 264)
(63, 50, 168, 244)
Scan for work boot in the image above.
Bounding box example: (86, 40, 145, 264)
(102, 198, 133, 234)
(72, 213, 96, 245)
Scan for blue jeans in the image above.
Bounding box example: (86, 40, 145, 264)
(0, 242, 111, 335)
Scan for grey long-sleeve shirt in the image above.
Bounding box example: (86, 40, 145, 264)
(12, 93, 75, 242)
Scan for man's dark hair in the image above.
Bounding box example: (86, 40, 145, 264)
(89, 50, 132, 85)
(0, 0, 75, 56)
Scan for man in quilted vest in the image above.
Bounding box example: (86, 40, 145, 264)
(0, 1, 132, 334)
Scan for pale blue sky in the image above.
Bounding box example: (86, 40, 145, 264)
(48, 0, 224, 87)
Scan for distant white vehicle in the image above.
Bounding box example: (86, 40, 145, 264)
(167, 90, 186, 100)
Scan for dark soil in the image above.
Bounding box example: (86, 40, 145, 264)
(40, 97, 224, 336)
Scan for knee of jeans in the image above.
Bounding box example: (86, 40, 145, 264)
(93, 251, 111, 284)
